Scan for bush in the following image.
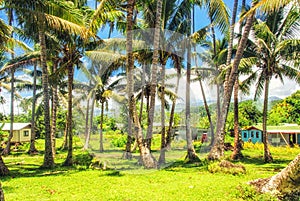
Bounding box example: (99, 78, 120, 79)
(111, 134, 127, 148)
(73, 151, 93, 168)
(193, 141, 202, 152)
(235, 185, 277, 201)
(208, 160, 246, 175)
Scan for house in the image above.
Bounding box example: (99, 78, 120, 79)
(1, 123, 31, 143)
(241, 126, 262, 143)
(241, 124, 300, 146)
(267, 129, 300, 146)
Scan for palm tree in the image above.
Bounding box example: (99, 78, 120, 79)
(208, 1, 256, 160)
(5, 0, 93, 168)
(208, 0, 299, 161)
(242, 5, 300, 162)
(250, 153, 300, 198)
(231, 0, 246, 161)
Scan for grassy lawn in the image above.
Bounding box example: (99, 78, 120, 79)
(0, 136, 299, 201)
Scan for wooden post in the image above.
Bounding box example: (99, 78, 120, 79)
(279, 132, 289, 146)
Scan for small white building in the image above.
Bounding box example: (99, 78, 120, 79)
(1, 123, 31, 143)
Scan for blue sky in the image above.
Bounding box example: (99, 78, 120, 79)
(0, 0, 299, 114)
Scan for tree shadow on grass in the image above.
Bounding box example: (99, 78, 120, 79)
(163, 160, 206, 173)
(2, 163, 84, 182)
(239, 155, 290, 172)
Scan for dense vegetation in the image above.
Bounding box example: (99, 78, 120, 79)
(0, 0, 299, 200)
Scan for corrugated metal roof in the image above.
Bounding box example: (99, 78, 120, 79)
(268, 130, 300, 134)
(1, 123, 31, 131)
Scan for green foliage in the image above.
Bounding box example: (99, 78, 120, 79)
(13, 113, 31, 123)
(56, 109, 67, 136)
(268, 91, 300, 125)
(198, 116, 210, 129)
(208, 161, 246, 175)
(239, 100, 262, 127)
(235, 185, 276, 201)
(73, 151, 93, 168)
(193, 141, 202, 152)
(111, 134, 127, 148)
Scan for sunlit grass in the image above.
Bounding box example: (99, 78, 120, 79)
(0, 137, 298, 201)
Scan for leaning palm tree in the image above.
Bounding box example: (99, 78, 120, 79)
(242, 5, 300, 162)
(208, 0, 299, 161)
(208, 1, 256, 160)
(231, 0, 246, 161)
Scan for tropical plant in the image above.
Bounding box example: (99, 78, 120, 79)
(241, 5, 300, 162)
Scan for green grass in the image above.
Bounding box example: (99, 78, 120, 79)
(0, 138, 298, 201)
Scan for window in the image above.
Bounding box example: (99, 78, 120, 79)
(251, 131, 254, 138)
(256, 132, 259, 139)
(23, 130, 29, 137)
(243, 132, 247, 139)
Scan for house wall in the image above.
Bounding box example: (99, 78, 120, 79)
(298, 134, 300, 144)
(20, 129, 31, 142)
(11, 131, 20, 142)
(10, 127, 31, 143)
(242, 129, 262, 143)
(241, 130, 249, 142)
(268, 134, 290, 146)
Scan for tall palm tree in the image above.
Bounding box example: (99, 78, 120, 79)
(208, 1, 256, 160)
(231, 0, 246, 161)
(209, 0, 299, 161)
(0, 54, 9, 175)
(242, 5, 300, 162)
(4, 0, 92, 167)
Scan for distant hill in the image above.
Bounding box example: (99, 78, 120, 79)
(269, 96, 282, 101)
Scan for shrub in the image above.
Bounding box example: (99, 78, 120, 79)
(111, 134, 127, 148)
(73, 151, 93, 167)
(193, 141, 202, 152)
(208, 160, 246, 175)
(235, 185, 277, 201)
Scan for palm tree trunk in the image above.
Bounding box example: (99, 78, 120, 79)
(210, 22, 221, 120)
(51, 61, 58, 158)
(139, 63, 146, 123)
(263, 77, 273, 163)
(28, 63, 38, 154)
(194, 40, 214, 144)
(99, 101, 104, 152)
(208, 2, 256, 161)
(0, 182, 5, 201)
(126, 0, 157, 168)
(224, 0, 239, 91)
(40, 29, 54, 168)
(63, 65, 74, 166)
(231, 0, 243, 161)
(2, 68, 14, 155)
(2, 8, 14, 156)
(166, 69, 180, 149)
(250, 153, 300, 197)
(185, 46, 199, 162)
(198, 76, 214, 144)
(145, 0, 163, 145)
(84, 95, 95, 150)
(231, 79, 243, 160)
(61, 116, 68, 150)
(158, 62, 166, 165)
(0, 155, 9, 176)
(185, 7, 199, 163)
(83, 92, 90, 150)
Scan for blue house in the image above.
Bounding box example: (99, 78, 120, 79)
(241, 126, 262, 143)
